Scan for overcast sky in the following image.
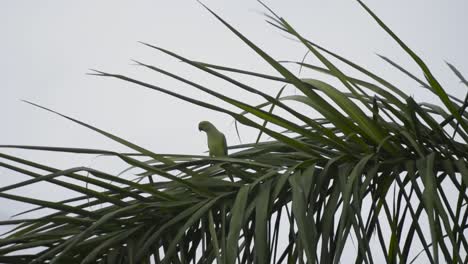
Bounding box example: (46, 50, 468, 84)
(1, 0, 467, 261)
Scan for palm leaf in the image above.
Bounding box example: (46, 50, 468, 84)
(0, 2, 466, 264)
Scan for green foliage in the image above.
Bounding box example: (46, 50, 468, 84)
(0, 1, 467, 263)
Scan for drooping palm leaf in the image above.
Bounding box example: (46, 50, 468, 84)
(0, 2, 466, 264)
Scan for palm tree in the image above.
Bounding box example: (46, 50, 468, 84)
(0, 1, 466, 263)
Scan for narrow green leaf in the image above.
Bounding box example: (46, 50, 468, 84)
(446, 62, 468, 87)
(255, 181, 272, 264)
(208, 210, 222, 264)
(226, 185, 250, 264)
(289, 171, 316, 262)
(416, 153, 439, 264)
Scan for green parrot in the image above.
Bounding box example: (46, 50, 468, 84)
(198, 121, 228, 157)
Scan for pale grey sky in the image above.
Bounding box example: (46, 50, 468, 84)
(1, 0, 467, 262)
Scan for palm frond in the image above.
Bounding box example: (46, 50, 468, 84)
(0, 2, 466, 264)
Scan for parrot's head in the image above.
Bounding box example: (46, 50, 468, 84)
(198, 121, 214, 132)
